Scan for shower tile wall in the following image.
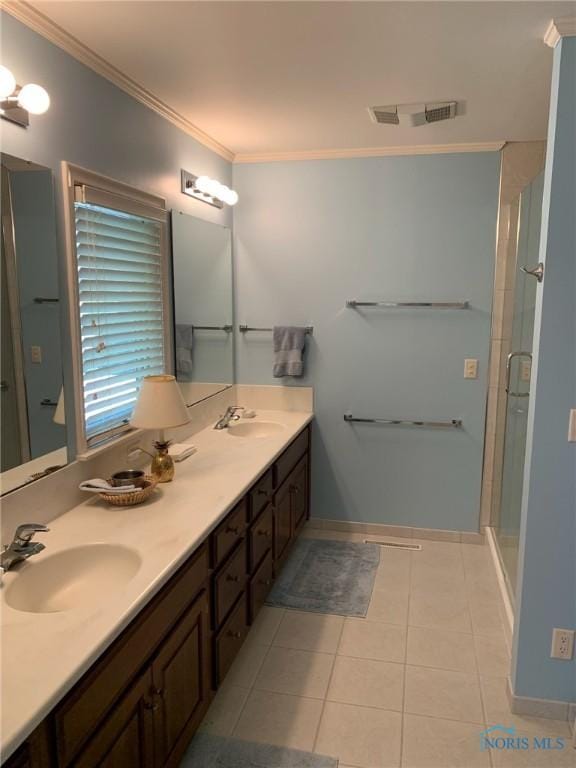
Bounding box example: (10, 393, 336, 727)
(481, 142, 546, 528)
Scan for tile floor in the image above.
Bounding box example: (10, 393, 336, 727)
(194, 528, 574, 768)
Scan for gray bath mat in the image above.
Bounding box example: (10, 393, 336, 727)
(266, 538, 380, 617)
(180, 732, 338, 767)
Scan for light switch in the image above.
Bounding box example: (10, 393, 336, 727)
(464, 359, 478, 379)
(520, 360, 532, 382)
(30, 346, 42, 364)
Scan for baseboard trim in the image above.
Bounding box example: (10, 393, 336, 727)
(506, 678, 574, 722)
(307, 518, 485, 545)
(485, 526, 515, 650)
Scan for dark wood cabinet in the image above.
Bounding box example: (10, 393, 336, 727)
(273, 479, 293, 567)
(74, 671, 155, 768)
(7, 425, 311, 768)
(151, 591, 211, 768)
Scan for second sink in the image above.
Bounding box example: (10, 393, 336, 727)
(4, 543, 142, 614)
(227, 421, 286, 439)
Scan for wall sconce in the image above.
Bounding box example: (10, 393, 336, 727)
(181, 170, 239, 208)
(0, 65, 50, 127)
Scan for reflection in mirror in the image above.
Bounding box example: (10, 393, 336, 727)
(171, 212, 233, 405)
(1, 154, 68, 494)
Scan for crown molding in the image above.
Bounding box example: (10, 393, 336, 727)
(234, 142, 505, 164)
(544, 17, 576, 48)
(0, 0, 235, 162)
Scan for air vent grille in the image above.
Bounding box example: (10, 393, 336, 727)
(425, 102, 457, 123)
(371, 108, 399, 125)
(369, 101, 458, 127)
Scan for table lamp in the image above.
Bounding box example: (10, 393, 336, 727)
(130, 375, 190, 482)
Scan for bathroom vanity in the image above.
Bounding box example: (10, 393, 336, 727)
(2, 416, 311, 768)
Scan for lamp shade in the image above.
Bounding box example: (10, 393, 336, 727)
(53, 387, 65, 425)
(130, 375, 190, 429)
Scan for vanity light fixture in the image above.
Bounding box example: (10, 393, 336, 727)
(181, 169, 239, 209)
(0, 65, 50, 127)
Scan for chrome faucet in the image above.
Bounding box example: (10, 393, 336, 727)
(214, 406, 245, 430)
(0, 523, 49, 573)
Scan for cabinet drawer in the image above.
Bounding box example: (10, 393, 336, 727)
(214, 593, 248, 687)
(212, 498, 247, 568)
(274, 427, 309, 489)
(54, 542, 209, 767)
(213, 541, 246, 628)
(248, 504, 273, 574)
(249, 468, 273, 521)
(249, 550, 273, 624)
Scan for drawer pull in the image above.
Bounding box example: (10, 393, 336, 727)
(227, 630, 242, 639)
(153, 687, 164, 697)
(259, 579, 272, 586)
(257, 489, 269, 497)
(226, 574, 240, 583)
(290, 485, 300, 494)
(225, 525, 240, 535)
(256, 529, 271, 538)
(144, 699, 159, 711)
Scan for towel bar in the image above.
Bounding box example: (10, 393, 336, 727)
(193, 324, 233, 332)
(346, 300, 469, 309)
(344, 413, 463, 429)
(239, 325, 313, 335)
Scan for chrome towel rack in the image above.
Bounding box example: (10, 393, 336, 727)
(193, 324, 233, 332)
(239, 324, 314, 335)
(346, 300, 469, 309)
(34, 297, 59, 304)
(344, 413, 463, 429)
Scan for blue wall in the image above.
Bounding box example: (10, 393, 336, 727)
(233, 153, 500, 531)
(512, 37, 576, 704)
(0, 12, 232, 457)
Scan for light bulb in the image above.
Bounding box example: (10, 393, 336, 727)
(194, 175, 211, 194)
(224, 189, 239, 206)
(0, 66, 16, 100)
(206, 179, 222, 198)
(17, 83, 50, 115)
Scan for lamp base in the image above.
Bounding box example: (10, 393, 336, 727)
(151, 441, 174, 483)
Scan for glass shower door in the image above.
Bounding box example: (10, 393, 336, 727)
(495, 172, 544, 598)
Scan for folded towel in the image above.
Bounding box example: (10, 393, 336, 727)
(175, 324, 194, 380)
(273, 326, 307, 378)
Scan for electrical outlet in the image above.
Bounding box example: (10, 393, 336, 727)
(464, 359, 478, 379)
(551, 628, 575, 660)
(30, 345, 42, 364)
(520, 360, 532, 382)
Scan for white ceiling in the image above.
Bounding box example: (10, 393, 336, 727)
(25, 1, 574, 159)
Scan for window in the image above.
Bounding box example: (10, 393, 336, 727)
(64, 165, 171, 451)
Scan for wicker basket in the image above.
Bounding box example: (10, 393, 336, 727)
(99, 476, 158, 507)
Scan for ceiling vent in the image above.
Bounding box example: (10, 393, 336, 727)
(369, 101, 458, 127)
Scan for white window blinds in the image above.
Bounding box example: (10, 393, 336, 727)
(74, 198, 167, 446)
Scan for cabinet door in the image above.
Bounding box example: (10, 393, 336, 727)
(273, 480, 292, 566)
(74, 671, 155, 768)
(151, 590, 211, 768)
(290, 455, 309, 534)
(2, 723, 53, 768)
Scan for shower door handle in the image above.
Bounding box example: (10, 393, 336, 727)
(520, 263, 544, 283)
(505, 351, 532, 398)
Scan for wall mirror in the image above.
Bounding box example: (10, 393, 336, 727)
(1, 153, 68, 494)
(171, 212, 234, 405)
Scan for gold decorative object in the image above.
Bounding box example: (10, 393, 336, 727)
(150, 441, 175, 483)
(99, 476, 158, 507)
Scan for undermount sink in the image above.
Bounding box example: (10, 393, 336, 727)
(4, 543, 141, 614)
(227, 421, 286, 439)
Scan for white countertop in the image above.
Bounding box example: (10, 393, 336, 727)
(0, 409, 313, 759)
